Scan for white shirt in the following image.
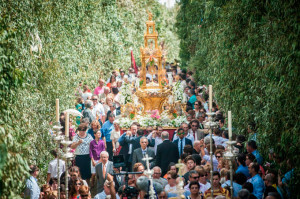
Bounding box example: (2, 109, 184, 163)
(47, 158, 66, 178)
(203, 155, 219, 171)
(200, 182, 211, 193)
(72, 134, 93, 155)
(212, 135, 224, 146)
(165, 184, 177, 192)
(147, 133, 163, 155)
(110, 130, 120, 149)
(92, 103, 105, 118)
(117, 74, 128, 82)
(81, 92, 92, 102)
(103, 162, 108, 170)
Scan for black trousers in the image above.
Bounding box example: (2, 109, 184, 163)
(106, 141, 113, 161)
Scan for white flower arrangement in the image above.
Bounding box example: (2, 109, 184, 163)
(119, 82, 133, 105)
(119, 117, 134, 128)
(170, 115, 188, 127)
(172, 81, 184, 101)
(119, 113, 187, 128)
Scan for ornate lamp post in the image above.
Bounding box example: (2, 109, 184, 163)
(204, 112, 218, 198)
(204, 85, 219, 198)
(53, 99, 64, 199)
(61, 109, 82, 199)
(52, 124, 64, 199)
(223, 111, 238, 199)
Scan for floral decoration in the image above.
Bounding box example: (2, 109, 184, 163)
(119, 113, 187, 128)
(172, 81, 184, 101)
(119, 82, 132, 105)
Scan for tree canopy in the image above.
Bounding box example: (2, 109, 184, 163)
(0, 0, 179, 197)
(176, 0, 299, 196)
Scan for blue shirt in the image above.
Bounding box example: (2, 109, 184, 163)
(176, 138, 185, 155)
(24, 176, 40, 199)
(222, 180, 242, 197)
(101, 120, 114, 142)
(94, 191, 120, 199)
(282, 169, 294, 198)
(87, 128, 95, 139)
(252, 150, 263, 165)
(87, 128, 105, 140)
(247, 174, 265, 199)
(236, 165, 251, 178)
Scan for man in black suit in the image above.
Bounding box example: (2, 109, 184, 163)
(124, 129, 144, 158)
(132, 136, 155, 170)
(118, 124, 137, 171)
(173, 128, 193, 156)
(95, 151, 114, 193)
(156, 131, 179, 176)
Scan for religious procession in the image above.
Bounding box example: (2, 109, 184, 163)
(22, 13, 294, 199)
(1, 1, 298, 199)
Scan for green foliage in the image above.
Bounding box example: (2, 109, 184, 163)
(176, 0, 300, 196)
(0, 0, 179, 197)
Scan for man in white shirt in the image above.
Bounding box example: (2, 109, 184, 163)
(47, 150, 65, 184)
(199, 170, 211, 193)
(147, 126, 163, 155)
(184, 170, 201, 192)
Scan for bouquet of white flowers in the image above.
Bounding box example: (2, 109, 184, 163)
(173, 81, 184, 101)
(119, 82, 132, 105)
(170, 115, 188, 127)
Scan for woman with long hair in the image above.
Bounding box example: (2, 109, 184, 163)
(69, 166, 88, 187)
(107, 75, 116, 89)
(69, 178, 83, 199)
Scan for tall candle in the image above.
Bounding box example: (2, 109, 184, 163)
(56, 99, 59, 123)
(65, 113, 69, 138)
(228, 111, 232, 140)
(209, 85, 212, 112)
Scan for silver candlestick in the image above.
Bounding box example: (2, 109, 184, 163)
(52, 123, 64, 199)
(223, 140, 238, 199)
(61, 139, 74, 199)
(204, 112, 218, 198)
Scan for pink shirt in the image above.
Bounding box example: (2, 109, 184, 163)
(94, 86, 104, 95)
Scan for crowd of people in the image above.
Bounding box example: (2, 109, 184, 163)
(24, 63, 294, 199)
